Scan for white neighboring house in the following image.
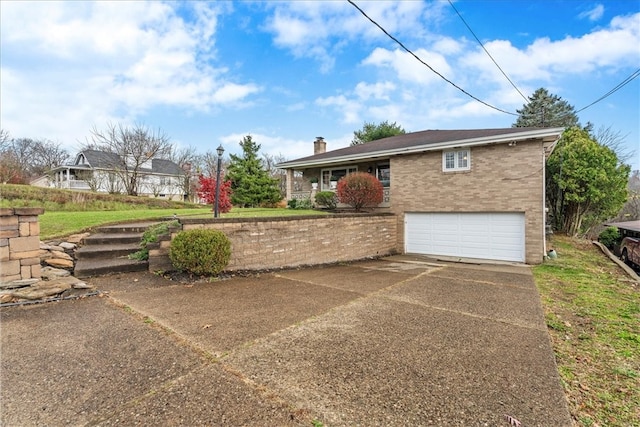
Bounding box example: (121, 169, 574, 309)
(32, 150, 186, 201)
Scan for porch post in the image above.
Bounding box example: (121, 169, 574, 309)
(286, 169, 294, 200)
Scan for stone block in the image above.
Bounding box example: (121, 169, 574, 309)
(9, 236, 39, 252)
(31, 264, 41, 279)
(0, 245, 8, 261)
(20, 265, 32, 279)
(13, 208, 44, 216)
(0, 260, 21, 276)
(0, 274, 21, 283)
(0, 208, 15, 216)
(0, 216, 18, 228)
(20, 257, 40, 266)
(10, 250, 41, 260)
(30, 222, 40, 236)
(19, 222, 31, 237)
(0, 238, 8, 247)
(17, 215, 38, 223)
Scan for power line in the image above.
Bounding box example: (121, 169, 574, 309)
(576, 68, 640, 113)
(347, 0, 518, 116)
(447, 0, 529, 103)
(348, 0, 639, 123)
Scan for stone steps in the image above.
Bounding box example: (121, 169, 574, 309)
(74, 223, 157, 278)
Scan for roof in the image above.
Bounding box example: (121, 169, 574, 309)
(277, 127, 564, 169)
(76, 149, 122, 168)
(605, 220, 640, 233)
(49, 150, 184, 176)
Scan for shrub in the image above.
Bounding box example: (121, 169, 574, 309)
(129, 220, 179, 261)
(169, 229, 231, 275)
(315, 191, 337, 210)
(295, 197, 312, 209)
(336, 172, 383, 211)
(197, 176, 233, 213)
(288, 197, 312, 210)
(598, 226, 620, 249)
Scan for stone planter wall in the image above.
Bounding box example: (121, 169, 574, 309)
(148, 213, 398, 273)
(0, 208, 44, 283)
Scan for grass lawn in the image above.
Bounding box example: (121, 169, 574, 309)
(533, 235, 640, 426)
(40, 207, 323, 240)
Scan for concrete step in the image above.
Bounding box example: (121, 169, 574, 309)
(82, 232, 143, 246)
(96, 222, 159, 234)
(75, 243, 142, 260)
(74, 257, 148, 279)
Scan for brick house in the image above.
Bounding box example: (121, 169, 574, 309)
(277, 127, 563, 265)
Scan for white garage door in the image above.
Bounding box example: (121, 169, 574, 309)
(405, 212, 525, 262)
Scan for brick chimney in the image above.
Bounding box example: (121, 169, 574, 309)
(314, 137, 326, 155)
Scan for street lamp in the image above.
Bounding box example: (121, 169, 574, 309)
(214, 144, 224, 218)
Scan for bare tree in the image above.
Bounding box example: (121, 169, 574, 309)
(262, 152, 288, 198)
(170, 145, 200, 202)
(0, 129, 10, 149)
(75, 170, 103, 192)
(31, 139, 70, 176)
(86, 123, 173, 196)
(594, 125, 635, 165)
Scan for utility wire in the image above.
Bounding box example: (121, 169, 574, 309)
(447, 0, 529, 103)
(348, 0, 639, 123)
(576, 68, 640, 113)
(347, 0, 518, 116)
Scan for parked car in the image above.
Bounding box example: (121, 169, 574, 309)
(620, 236, 640, 269)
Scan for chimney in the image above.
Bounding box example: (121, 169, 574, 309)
(314, 137, 326, 155)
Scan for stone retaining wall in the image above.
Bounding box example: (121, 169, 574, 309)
(148, 213, 398, 272)
(0, 208, 44, 283)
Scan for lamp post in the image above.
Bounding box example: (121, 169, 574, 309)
(214, 144, 224, 218)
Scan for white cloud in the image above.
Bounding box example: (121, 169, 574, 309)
(263, 1, 448, 72)
(579, 4, 605, 21)
(460, 12, 640, 89)
(0, 1, 255, 146)
(363, 48, 453, 85)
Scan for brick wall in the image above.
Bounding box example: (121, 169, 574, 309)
(149, 213, 397, 272)
(0, 208, 44, 283)
(391, 141, 546, 264)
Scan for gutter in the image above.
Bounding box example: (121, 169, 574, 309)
(277, 128, 564, 169)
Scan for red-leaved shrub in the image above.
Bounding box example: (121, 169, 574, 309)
(336, 171, 383, 211)
(197, 175, 233, 213)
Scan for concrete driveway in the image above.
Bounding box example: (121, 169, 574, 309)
(1, 256, 573, 426)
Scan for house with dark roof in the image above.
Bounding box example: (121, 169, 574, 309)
(33, 149, 186, 201)
(277, 127, 564, 265)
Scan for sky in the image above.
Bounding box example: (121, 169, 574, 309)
(1, 0, 639, 170)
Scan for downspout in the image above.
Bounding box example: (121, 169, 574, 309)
(542, 146, 547, 257)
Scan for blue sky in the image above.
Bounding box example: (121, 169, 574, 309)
(1, 1, 639, 170)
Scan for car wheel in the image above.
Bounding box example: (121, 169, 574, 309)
(621, 249, 630, 265)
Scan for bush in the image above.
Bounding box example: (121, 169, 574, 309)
(598, 226, 620, 249)
(288, 197, 312, 210)
(336, 172, 383, 211)
(130, 220, 180, 261)
(169, 229, 231, 275)
(315, 191, 337, 210)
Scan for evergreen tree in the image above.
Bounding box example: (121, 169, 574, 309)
(513, 88, 580, 128)
(225, 135, 281, 207)
(351, 121, 406, 145)
(546, 127, 630, 235)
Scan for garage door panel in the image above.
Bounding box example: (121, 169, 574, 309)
(405, 212, 524, 262)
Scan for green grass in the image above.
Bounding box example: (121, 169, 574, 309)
(533, 235, 640, 426)
(1, 184, 324, 239)
(40, 209, 206, 239)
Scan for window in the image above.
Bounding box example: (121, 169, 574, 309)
(321, 166, 357, 190)
(377, 164, 390, 187)
(442, 149, 470, 172)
